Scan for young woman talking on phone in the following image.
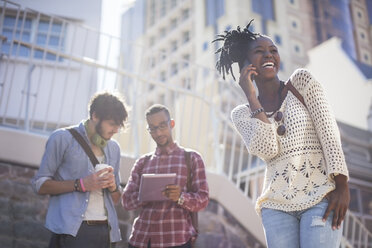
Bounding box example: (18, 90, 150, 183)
(213, 20, 350, 248)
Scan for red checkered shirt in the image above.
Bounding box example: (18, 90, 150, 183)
(122, 143, 209, 248)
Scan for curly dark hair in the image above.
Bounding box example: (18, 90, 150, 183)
(212, 20, 261, 80)
(89, 92, 128, 126)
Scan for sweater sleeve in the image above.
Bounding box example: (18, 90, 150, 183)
(231, 104, 279, 161)
(300, 69, 349, 178)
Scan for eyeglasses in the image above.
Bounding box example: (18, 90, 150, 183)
(274, 111, 286, 136)
(147, 120, 170, 133)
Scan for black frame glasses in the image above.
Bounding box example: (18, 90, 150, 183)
(147, 120, 171, 133)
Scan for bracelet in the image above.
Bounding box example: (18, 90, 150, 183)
(250, 108, 264, 118)
(80, 178, 86, 192)
(74, 179, 79, 192)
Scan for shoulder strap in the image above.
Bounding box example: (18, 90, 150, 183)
(285, 79, 307, 108)
(68, 128, 99, 167)
(140, 154, 152, 175)
(185, 151, 192, 192)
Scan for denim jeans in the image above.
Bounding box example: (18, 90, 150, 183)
(261, 198, 343, 248)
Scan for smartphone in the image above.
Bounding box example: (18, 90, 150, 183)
(243, 59, 256, 81)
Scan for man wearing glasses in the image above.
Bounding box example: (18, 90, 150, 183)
(122, 104, 209, 248)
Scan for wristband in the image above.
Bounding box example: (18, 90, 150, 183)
(74, 179, 79, 192)
(250, 108, 264, 118)
(80, 178, 86, 192)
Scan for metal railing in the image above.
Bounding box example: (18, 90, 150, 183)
(0, 1, 371, 247)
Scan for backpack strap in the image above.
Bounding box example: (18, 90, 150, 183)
(184, 150, 192, 192)
(68, 128, 99, 167)
(138, 153, 152, 175)
(285, 79, 307, 108)
(184, 150, 199, 238)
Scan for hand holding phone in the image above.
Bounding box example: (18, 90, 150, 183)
(239, 59, 258, 97)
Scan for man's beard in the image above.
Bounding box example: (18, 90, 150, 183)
(95, 120, 108, 140)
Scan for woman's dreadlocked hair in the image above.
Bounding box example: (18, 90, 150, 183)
(212, 20, 261, 80)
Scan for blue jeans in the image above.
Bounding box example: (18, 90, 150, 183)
(261, 198, 343, 248)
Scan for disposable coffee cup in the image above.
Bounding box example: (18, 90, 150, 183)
(95, 163, 112, 177)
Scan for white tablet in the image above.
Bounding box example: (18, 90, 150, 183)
(138, 173, 177, 202)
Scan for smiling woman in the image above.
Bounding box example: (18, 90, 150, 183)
(213, 20, 350, 248)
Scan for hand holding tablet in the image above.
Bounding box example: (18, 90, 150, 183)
(138, 173, 177, 202)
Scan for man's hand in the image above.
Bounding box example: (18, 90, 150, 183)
(162, 184, 181, 202)
(83, 167, 116, 192)
(323, 174, 350, 230)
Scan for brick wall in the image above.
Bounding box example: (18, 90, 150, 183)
(0, 162, 264, 248)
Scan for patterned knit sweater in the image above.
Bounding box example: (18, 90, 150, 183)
(231, 69, 349, 214)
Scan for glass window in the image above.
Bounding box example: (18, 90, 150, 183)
(294, 45, 300, 53)
(252, 0, 275, 20)
(160, 0, 167, 16)
(183, 54, 190, 68)
(292, 21, 297, 28)
(171, 40, 178, 52)
(274, 34, 282, 45)
(35, 20, 64, 61)
(182, 9, 190, 21)
(202, 41, 208, 51)
(364, 53, 369, 62)
(205, 0, 225, 26)
(170, 18, 177, 31)
(171, 0, 177, 9)
(357, 11, 362, 19)
(183, 31, 190, 43)
(160, 71, 166, 82)
(171, 63, 178, 75)
(1, 15, 65, 61)
(1, 15, 32, 57)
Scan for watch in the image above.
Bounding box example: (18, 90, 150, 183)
(177, 193, 185, 205)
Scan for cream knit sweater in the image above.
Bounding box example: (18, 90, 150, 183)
(231, 69, 349, 214)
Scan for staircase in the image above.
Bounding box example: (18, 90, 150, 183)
(1, 1, 371, 247)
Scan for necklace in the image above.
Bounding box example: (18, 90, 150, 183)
(258, 81, 285, 118)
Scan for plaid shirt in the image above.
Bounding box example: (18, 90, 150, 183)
(122, 143, 209, 248)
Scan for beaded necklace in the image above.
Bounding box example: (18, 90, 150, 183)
(258, 81, 285, 118)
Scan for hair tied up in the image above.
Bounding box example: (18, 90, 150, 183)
(212, 19, 260, 81)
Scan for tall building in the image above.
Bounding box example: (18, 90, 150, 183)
(312, 0, 372, 66)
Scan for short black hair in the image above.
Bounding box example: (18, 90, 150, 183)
(212, 19, 261, 80)
(89, 91, 128, 126)
(145, 104, 171, 119)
